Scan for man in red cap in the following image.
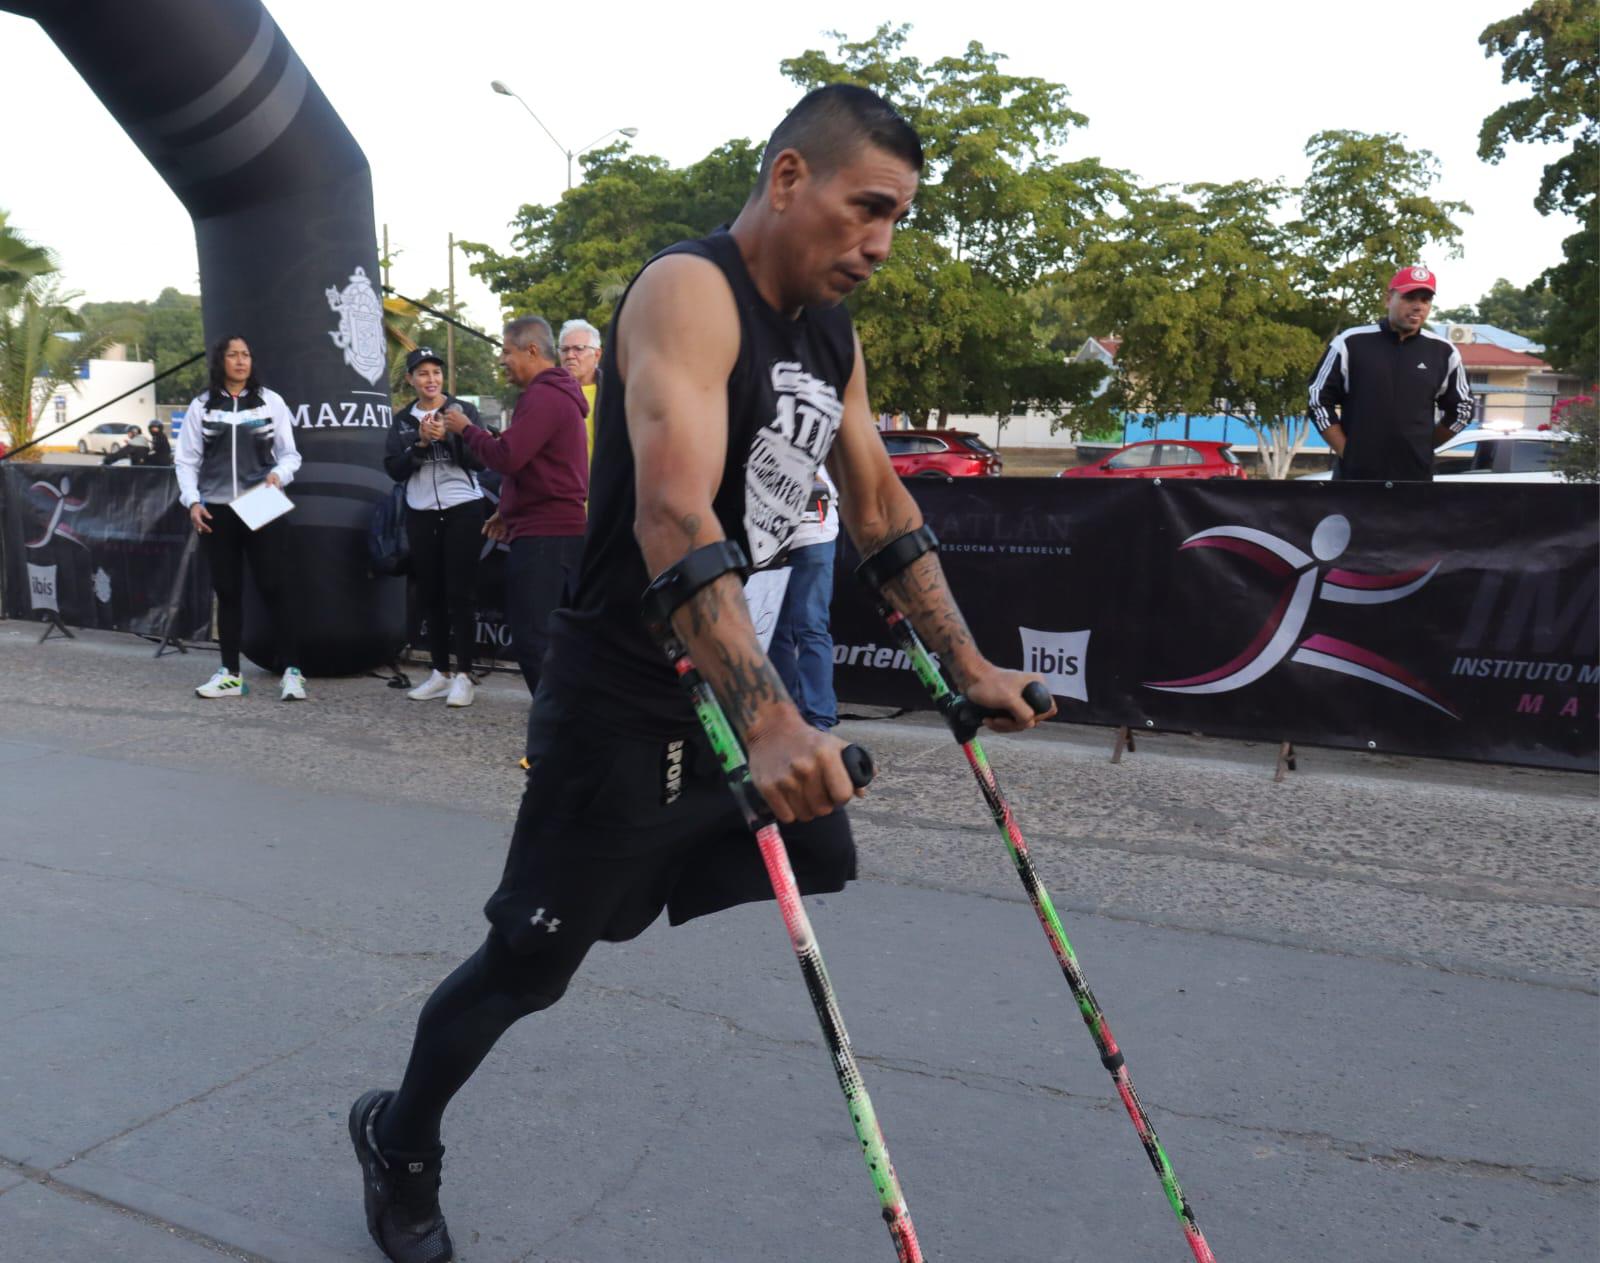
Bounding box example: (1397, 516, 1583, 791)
(1307, 265, 1475, 481)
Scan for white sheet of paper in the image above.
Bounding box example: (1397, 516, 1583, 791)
(229, 482, 294, 531)
(743, 567, 792, 654)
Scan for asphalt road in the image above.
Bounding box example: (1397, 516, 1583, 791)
(0, 622, 1594, 1261)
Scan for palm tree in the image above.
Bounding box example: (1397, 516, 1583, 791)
(0, 209, 56, 302)
(0, 278, 118, 453)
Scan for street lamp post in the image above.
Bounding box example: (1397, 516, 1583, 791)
(490, 81, 637, 189)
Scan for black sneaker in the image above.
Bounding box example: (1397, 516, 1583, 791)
(348, 1089, 454, 1263)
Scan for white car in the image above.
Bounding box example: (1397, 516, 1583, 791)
(1298, 427, 1573, 483)
(76, 422, 145, 455)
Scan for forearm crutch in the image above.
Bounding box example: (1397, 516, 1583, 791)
(645, 542, 924, 1263)
(858, 526, 1216, 1263)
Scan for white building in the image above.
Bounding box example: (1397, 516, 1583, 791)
(16, 345, 157, 453)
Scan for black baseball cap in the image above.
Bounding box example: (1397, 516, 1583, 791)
(406, 347, 444, 373)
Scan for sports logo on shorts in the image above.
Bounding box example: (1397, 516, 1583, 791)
(661, 739, 686, 806)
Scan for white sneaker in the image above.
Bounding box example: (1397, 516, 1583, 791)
(408, 669, 452, 701)
(280, 667, 307, 701)
(196, 669, 247, 699)
(446, 673, 475, 708)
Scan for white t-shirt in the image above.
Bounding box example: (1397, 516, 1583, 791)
(405, 402, 484, 511)
(788, 466, 839, 549)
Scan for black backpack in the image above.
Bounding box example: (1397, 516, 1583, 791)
(369, 483, 410, 577)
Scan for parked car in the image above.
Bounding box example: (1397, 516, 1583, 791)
(77, 422, 142, 455)
(1296, 427, 1573, 483)
(880, 429, 1003, 478)
(1059, 439, 1246, 480)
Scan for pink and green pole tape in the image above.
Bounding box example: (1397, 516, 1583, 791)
(876, 606, 1217, 1263)
(662, 646, 924, 1263)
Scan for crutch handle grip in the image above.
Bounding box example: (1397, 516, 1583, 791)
(1021, 681, 1053, 716)
(841, 743, 875, 789)
(735, 744, 875, 826)
(948, 683, 1055, 744)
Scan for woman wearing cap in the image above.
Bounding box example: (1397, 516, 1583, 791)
(174, 334, 306, 701)
(384, 347, 486, 707)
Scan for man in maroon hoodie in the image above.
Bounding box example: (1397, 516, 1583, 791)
(443, 315, 588, 755)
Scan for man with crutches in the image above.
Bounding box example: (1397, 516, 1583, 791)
(348, 83, 1048, 1263)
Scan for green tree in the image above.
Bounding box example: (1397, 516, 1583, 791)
(0, 209, 55, 301)
(1548, 393, 1597, 481)
(143, 289, 207, 402)
(469, 26, 1116, 429)
(1296, 130, 1470, 335)
(1433, 275, 1551, 340)
(1073, 180, 1326, 479)
(1, 278, 118, 452)
(780, 25, 1120, 423)
(1478, 0, 1598, 216)
(381, 289, 500, 402)
(463, 140, 760, 333)
(1538, 212, 1597, 373)
(78, 288, 207, 404)
(1478, 1, 1599, 372)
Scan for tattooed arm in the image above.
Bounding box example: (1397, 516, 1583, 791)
(618, 254, 856, 822)
(828, 335, 1055, 731)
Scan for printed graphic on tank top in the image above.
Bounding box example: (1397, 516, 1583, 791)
(744, 360, 844, 566)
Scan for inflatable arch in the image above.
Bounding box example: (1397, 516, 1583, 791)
(3, 0, 404, 674)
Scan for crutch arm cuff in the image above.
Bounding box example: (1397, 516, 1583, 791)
(641, 539, 750, 634)
(855, 524, 939, 592)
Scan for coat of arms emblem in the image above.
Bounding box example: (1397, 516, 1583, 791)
(325, 266, 386, 385)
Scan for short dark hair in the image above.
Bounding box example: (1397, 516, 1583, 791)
(206, 334, 259, 401)
(756, 83, 923, 189)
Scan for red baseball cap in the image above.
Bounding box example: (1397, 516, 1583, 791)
(1388, 265, 1437, 295)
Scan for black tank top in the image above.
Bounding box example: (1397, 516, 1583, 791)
(544, 229, 855, 734)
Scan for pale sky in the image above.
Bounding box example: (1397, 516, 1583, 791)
(1, 0, 1578, 335)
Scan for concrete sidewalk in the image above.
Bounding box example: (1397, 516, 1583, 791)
(1, 623, 1595, 1261)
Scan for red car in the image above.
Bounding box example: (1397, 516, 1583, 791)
(881, 429, 1003, 478)
(1060, 439, 1246, 480)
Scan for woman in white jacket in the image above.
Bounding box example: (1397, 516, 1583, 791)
(174, 335, 306, 701)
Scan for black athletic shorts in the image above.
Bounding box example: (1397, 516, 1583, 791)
(485, 681, 857, 956)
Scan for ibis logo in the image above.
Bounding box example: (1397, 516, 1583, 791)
(1018, 627, 1090, 702)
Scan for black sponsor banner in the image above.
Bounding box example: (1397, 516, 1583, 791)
(831, 479, 1598, 772)
(0, 464, 211, 640)
(5, 466, 1592, 771)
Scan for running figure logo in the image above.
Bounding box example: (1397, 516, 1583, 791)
(26, 477, 87, 550)
(1144, 513, 1460, 719)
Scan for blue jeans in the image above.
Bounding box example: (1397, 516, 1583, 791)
(770, 540, 838, 730)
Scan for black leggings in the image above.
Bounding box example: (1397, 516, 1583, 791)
(378, 929, 593, 1153)
(407, 501, 484, 674)
(203, 502, 299, 674)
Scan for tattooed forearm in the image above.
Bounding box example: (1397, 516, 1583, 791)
(711, 638, 791, 734)
(842, 480, 982, 687)
(671, 572, 794, 735)
(681, 566, 728, 639)
(883, 551, 980, 687)
(850, 511, 920, 557)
